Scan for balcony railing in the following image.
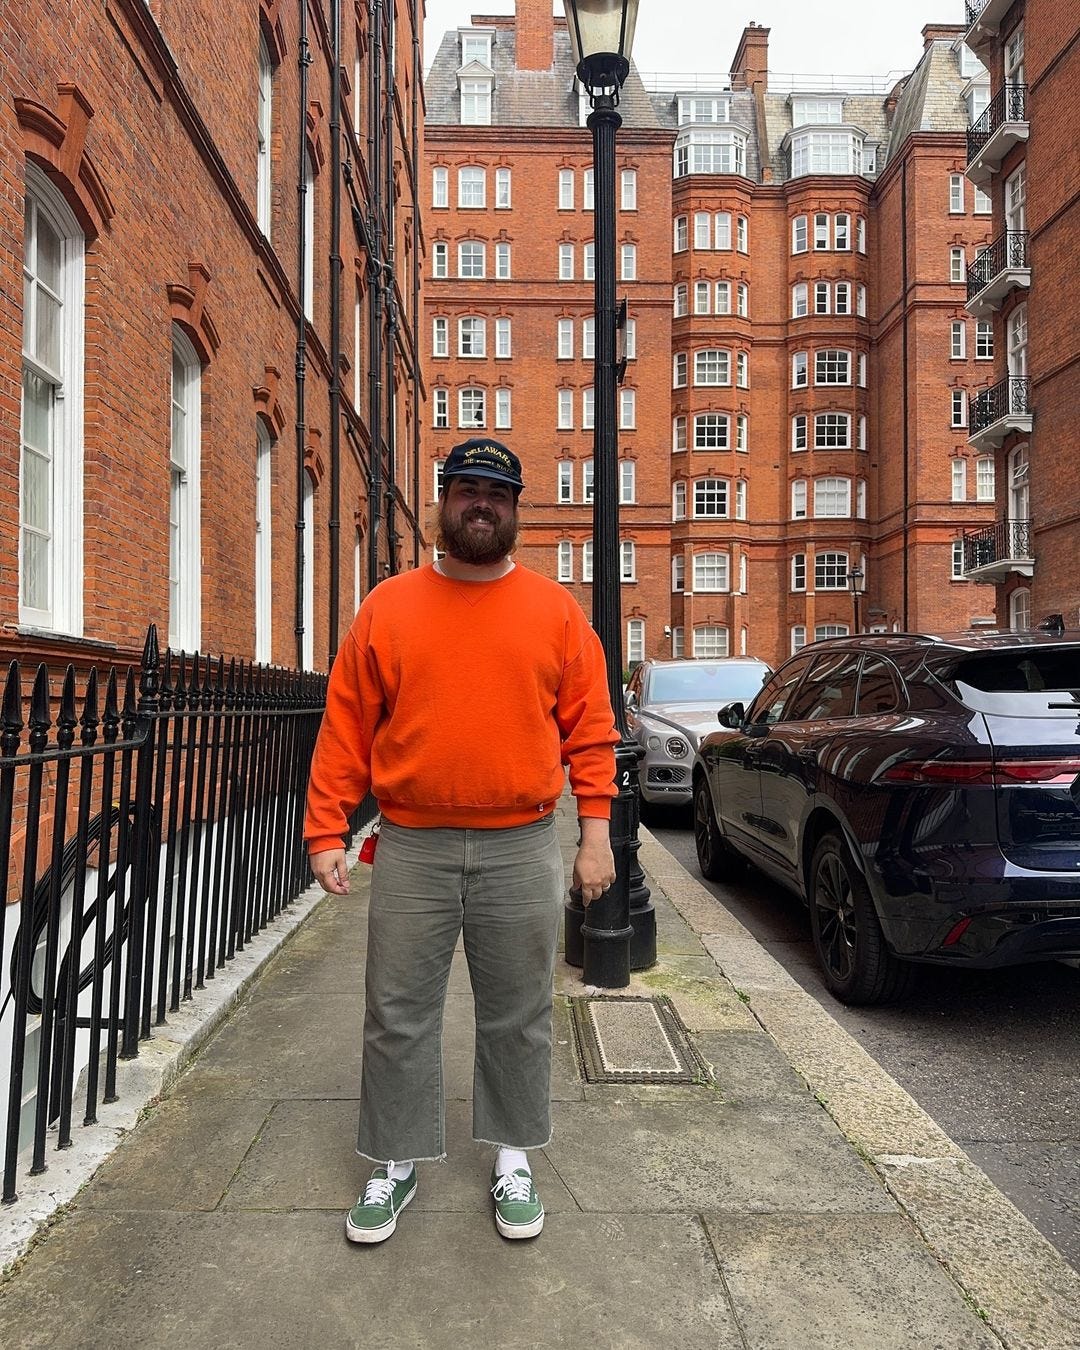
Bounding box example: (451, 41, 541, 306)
(965, 0, 989, 27)
(968, 84, 1027, 164)
(963, 516, 1033, 576)
(971, 375, 1030, 435)
(967, 231, 1029, 303)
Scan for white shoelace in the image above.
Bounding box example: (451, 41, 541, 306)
(491, 1171, 532, 1203)
(362, 1163, 400, 1210)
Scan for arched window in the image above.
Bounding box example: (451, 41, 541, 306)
(302, 469, 315, 668)
(257, 34, 274, 236)
(1009, 587, 1031, 632)
(169, 325, 202, 651)
(21, 163, 85, 634)
(255, 420, 273, 661)
(1008, 303, 1027, 378)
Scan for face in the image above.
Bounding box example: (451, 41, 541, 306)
(437, 475, 520, 564)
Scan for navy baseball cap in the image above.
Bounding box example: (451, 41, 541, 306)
(442, 437, 524, 495)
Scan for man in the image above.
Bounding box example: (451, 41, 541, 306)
(305, 436, 617, 1245)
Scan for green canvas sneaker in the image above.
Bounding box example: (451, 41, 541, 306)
(490, 1165, 544, 1240)
(345, 1164, 416, 1244)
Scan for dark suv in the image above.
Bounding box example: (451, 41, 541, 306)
(692, 632, 1080, 1004)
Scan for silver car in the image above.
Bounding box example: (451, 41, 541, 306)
(624, 658, 771, 812)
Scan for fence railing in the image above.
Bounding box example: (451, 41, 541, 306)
(967, 230, 1029, 301)
(965, 0, 989, 29)
(0, 624, 363, 1204)
(968, 83, 1027, 163)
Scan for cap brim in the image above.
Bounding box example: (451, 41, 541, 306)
(442, 467, 523, 491)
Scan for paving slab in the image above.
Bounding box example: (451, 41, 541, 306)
(0, 1210, 744, 1350)
(548, 1098, 895, 1214)
(703, 1213, 1001, 1350)
(220, 1098, 578, 1215)
(694, 1029, 816, 1106)
(169, 988, 363, 1099)
(78, 1094, 275, 1212)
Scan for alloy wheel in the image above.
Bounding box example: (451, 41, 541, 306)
(814, 850, 858, 982)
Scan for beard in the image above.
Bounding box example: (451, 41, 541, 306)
(436, 498, 519, 565)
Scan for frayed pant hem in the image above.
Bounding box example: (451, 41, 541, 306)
(474, 1132, 553, 1151)
(355, 1147, 447, 1164)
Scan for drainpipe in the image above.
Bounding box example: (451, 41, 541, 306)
(411, 17, 421, 569)
(367, 0, 384, 591)
(901, 156, 910, 630)
(328, 0, 343, 662)
(294, 1, 312, 670)
(384, 23, 398, 577)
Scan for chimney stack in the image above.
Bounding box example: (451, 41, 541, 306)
(922, 22, 967, 50)
(515, 0, 553, 71)
(730, 22, 770, 92)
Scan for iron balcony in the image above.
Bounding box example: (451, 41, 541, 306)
(967, 84, 1028, 184)
(966, 231, 1030, 316)
(969, 375, 1032, 451)
(965, 0, 1018, 61)
(962, 516, 1034, 582)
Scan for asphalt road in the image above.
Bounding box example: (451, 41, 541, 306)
(649, 808, 1080, 1273)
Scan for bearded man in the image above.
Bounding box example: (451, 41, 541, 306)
(304, 437, 618, 1245)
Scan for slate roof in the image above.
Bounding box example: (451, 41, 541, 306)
(648, 88, 763, 184)
(425, 25, 663, 131)
(884, 39, 972, 161)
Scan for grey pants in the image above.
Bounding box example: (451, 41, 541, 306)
(357, 815, 565, 1163)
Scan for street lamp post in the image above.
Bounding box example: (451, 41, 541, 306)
(848, 566, 864, 635)
(561, 0, 655, 987)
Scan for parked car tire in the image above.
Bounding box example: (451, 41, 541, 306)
(808, 832, 915, 1006)
(693, 775, 732, 882)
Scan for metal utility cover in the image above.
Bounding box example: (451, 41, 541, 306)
(569, 995, 710, 1085)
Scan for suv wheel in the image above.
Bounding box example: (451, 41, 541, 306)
(809, 833, 914, 1005)
(693, 776, 729, 881)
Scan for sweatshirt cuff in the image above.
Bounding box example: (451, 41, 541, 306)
(575, 797, 613, 821)
(306, 835, 346, 855)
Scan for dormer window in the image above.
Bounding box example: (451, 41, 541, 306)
(790, 130, 864, 176)
(460, 76, 492, 125)
(460, 29, 493, 66)
(674, 128, 746, 177)
(791, 96, 843, 126)
(676, 96, 731, 125)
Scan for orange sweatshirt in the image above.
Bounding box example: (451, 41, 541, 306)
(304, 563, 618, 850)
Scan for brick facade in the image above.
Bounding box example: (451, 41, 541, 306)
(1, 0, 424, 673)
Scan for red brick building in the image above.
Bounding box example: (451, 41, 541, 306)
(2, 0, 424, 676)
(961, 0, 1079, 628)
(422, 5, 1017, 669)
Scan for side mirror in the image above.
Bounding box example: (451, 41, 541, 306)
(717, 701, 744, 729)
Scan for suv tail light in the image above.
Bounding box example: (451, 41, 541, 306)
(881, 758, 1080, 787)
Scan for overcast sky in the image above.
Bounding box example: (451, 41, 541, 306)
(423, 1, 969, 80)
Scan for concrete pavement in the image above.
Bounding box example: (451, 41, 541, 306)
(1, 802, 1079, 1348)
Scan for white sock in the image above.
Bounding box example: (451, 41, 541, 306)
(388, 1160, 413, 1180)
(495, 1147, 530, 1176)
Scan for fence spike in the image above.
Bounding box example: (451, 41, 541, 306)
(103, 667, 121, 743)
(28, 664, 51, 752)
(1, 661, 23, 756)
(202, 654, 214, 711)
(213, 655, 226, 711)
(174, 651, 188, 711)
(139, 624, 161, 713)
(122, 666, 138, 739)
(80, 667, 100, 746)
(56, 665, 78, 752)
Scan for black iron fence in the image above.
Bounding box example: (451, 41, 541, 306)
(967, 230, 1029, 302)
(0, 625, 362, 1204)
(968, 83, 1027, 163)
(962, 516, 1033, 573)
(971, 375, 1031, 436)
(964, 0, 988, 28)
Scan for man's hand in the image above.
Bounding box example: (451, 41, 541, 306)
(573, 817, 616, 906)
(310, 847, 351, 895)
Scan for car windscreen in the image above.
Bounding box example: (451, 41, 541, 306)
(942, 647, 1080, 716)
(648, 664, 767, 704)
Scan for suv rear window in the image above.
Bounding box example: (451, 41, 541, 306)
(950, 649, 1080, 693)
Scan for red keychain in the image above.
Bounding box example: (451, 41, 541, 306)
(358, 816, 381, 864)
